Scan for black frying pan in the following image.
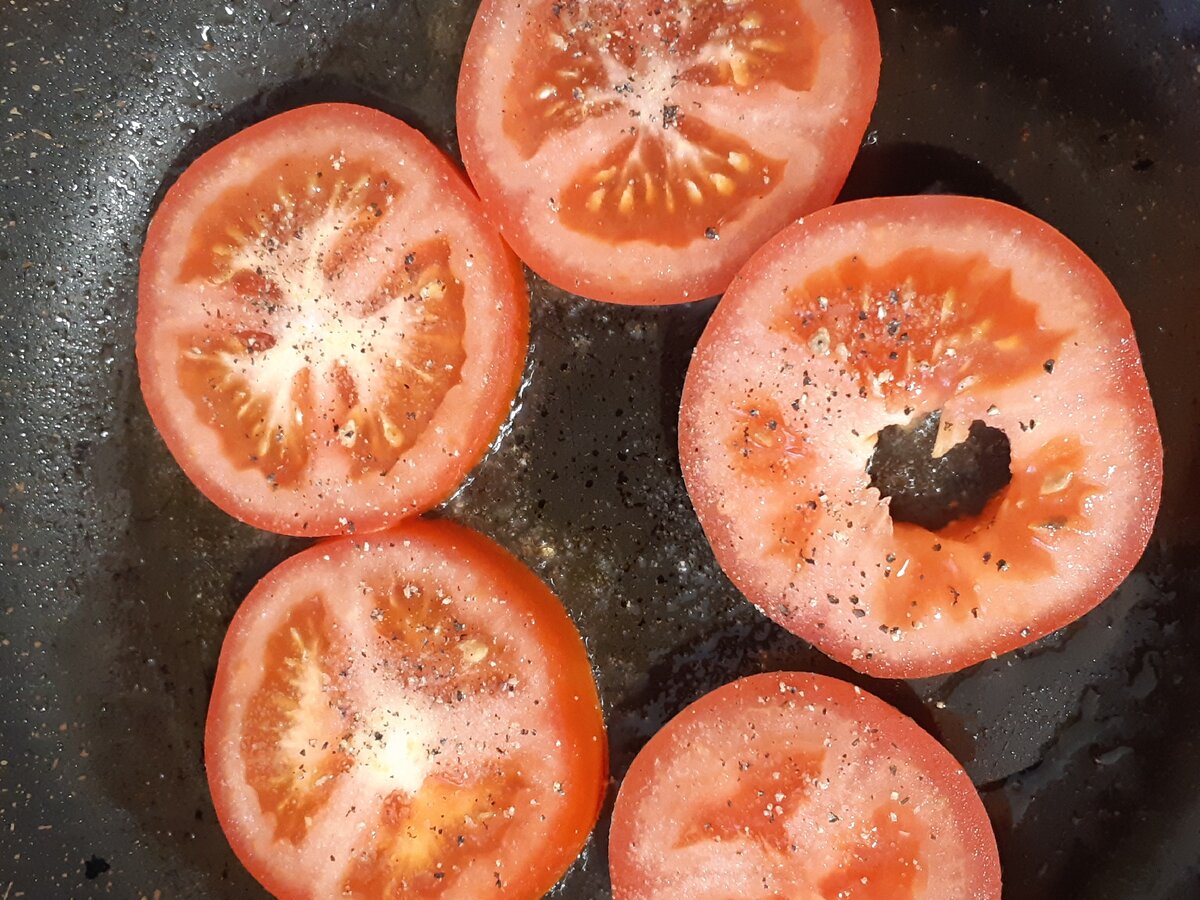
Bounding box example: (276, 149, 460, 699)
(1, 1, 1199, 897)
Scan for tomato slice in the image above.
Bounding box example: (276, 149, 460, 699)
(205, 519, 607, 898)
(679, 196, 1162, 677)
(609, 672, 1001, 899)
(457, 0, 880, 305)
(138, 104, 528, 536)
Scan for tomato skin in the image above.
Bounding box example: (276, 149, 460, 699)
(457, 0, 881, 306)
(204, 519, 607, 899)
(680, 196, 1163, 677)
(138, 104, 529, 536)
(609, 672, 1001, 900)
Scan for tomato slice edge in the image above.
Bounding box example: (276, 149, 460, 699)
(679, 195, 1163, 677)
(456, 0, 881, 305)
(138, 103, 530, 536)
(204, 519, 607, 898)
(609, 671, 1001, 899)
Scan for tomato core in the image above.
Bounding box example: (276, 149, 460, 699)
(867, 411, 1012, 532)
(177, 159, 467, 488)
(771, 246, 1100, 626)
(502, 0, 821, 246)
(237, 575, 524, 883)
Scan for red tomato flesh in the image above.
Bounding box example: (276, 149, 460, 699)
(680, 196, 1162, 677)
(457, 0, 880, 304)
(609, 672, 1001, 899)
(205, 520, 607, 898)
(138, 104, 528, 536)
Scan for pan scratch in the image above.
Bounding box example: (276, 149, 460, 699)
(4, 879, 14, 900)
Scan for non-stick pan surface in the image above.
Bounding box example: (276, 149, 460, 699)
(2, 1, 1199, 897)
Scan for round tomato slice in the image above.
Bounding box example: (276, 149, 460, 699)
(205, 519, 607, 898)
(457, 0, 880, 305)
(609, 672, 1001, 899)
(138, 104, 528, 536)
(680, 196, 1162, 677)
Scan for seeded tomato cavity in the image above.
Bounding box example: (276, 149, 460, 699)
(137, 104, 529, 536)
(457, 0, 881, 304)
(609, 672, 1002, 899)
(205, 520, 608, 899)
(680, 196, 1162, 677)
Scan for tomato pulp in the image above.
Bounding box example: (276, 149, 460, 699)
(680, 196, 1162, 677)
(205, 520, 607, 898)
(610, 672, 1001, 898)
(458, 0, 880, 305)
(138, 104, 528, 536)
